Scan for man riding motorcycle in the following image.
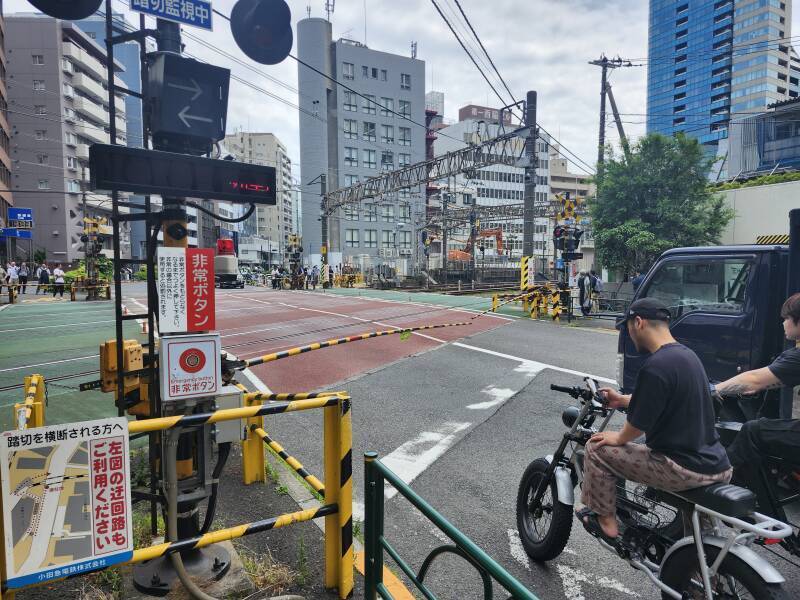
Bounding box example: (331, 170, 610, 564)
(577, 298, 732, 542)
(714, 292, 800, 472)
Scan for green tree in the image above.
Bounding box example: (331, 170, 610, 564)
(589, 133, 732, 275)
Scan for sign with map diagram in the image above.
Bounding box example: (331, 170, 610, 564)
(0, 418, 133, 588)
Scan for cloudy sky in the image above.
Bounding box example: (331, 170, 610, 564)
(7, 0, 800, 181)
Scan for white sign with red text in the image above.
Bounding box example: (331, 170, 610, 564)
(160, 334, 221, 402)
(157, 248, 215, 333)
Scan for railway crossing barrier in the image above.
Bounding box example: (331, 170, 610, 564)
(363, 452, 538, 600)
(2, 383, 354, 599)
(491, 285, 572, 322)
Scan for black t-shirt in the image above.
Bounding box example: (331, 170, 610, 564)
(627, 343, 730, 474)
(768, 346, 800, 387)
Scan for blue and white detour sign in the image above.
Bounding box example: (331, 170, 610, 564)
(0, 418, 133, 588)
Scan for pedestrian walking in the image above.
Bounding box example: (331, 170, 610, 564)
(7, 261, 19, 293)
(18, 262, 29, 294)
(311, 265, 320, 290)
(36, 263, 50, 295)
(631, 270, 645, 292)
(577, 271, 592, 317)
(0, 263, 5, 294)
(52, 264, 65, 298)
(590, 269, 603, 312)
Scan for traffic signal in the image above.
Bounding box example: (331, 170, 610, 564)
(231, 0, 294, 65)
(29, 0, 102, 19)
(553, 226, 566, 251)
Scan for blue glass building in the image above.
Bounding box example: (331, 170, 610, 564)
(647, 0, 795, 159)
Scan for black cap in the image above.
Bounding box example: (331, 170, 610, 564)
(616, 298, 671, 330)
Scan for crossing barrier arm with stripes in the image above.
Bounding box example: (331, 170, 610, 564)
(14, 374, 45, 430)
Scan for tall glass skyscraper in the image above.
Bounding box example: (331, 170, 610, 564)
(647, 0, 795, 154)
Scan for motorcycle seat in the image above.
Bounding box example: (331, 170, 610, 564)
(675, 483, 756, 519)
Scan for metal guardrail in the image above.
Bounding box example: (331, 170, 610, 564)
(364, 452, 538, 600)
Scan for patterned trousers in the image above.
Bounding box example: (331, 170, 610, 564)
(581, 440, 732, 516)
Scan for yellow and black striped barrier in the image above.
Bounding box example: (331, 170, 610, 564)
(252, 426, 325, 495)
(242, 322, 469, 368)
(756, 234, 790, 245)
(129, 503, 338, 563)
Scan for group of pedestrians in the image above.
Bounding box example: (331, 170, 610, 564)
(577, 270, 603, 317)
(0, 261, 65, 297)
(269, 265, 322, 290)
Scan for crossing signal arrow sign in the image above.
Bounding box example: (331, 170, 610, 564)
(167, 78, 203, 101)
(178, 106, 213, 129)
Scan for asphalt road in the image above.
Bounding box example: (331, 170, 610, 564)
(124, 284, 800, 598)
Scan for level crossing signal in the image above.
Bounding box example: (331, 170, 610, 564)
(231, 0, 294, 65)
(28, 0, 102, 19)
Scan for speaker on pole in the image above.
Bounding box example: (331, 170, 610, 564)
(28, 0, 103, 20)
(231, 0, 293, 65)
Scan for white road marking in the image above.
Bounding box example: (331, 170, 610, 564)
(125, 297, 159, 339)
(507, 529, 531, 571)
(0, 319, 115, 333)
(556, 564, 639, 599)
(467, 386, 517, 410)
(451, 342, 615, 384)
(381, 422, 471, 500)
(0, 355, 98, 373)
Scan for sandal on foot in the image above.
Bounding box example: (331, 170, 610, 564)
(575, 507, 620, 546)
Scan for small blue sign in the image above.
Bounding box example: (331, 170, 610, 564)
(0, 229, 32, 239)
(556, 258, 564, 269)
(8, 208, 32, 222)
(130, 0, 213, 31)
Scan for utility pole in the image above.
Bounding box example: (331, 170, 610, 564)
(522, 90, 537, 257)
(441, 182, 448, 284)
(589, 56, 634, 174)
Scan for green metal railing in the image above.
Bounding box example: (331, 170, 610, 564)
(363, 452, 539, 600)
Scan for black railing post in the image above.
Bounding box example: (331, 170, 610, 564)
(364, 452, 384, 599)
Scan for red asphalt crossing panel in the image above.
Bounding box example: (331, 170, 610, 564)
(133, 289, 508, 392)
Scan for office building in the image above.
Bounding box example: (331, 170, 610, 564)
(647, 0, 795, 156)
(728, 96, 800, 174)
(76, 11, 148, 258)
(0, 5, 14, 262)
(297, 18, 425, 267)
(433, 105, 550, 263)
(6, 14, 130, 262)
(222, 131, 294, 261)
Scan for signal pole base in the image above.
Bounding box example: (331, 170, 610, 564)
(132, 544, 232, 596)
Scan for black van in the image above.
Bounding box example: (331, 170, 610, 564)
(618, 244, 790, 417)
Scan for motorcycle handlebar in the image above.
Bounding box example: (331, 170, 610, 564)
(550, 384, 577, 395)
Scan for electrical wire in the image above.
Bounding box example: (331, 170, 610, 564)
(184, 200, 256, 223)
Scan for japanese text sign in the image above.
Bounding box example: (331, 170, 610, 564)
(130, 0, 213, 31)
(0, 418, 133, 588)
(160, 334, 221, 402)
(157, 247, 215, 333)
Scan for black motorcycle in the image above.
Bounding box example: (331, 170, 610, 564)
(516, 378, 794, 599)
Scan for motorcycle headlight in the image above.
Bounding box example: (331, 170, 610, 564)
(562, 406, 580, 428)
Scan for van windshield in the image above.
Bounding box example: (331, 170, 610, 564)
(642, 258, 752, 319)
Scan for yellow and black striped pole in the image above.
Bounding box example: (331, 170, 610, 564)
(242, 322, 469, 368)
(338, 396, 354, 598)
(252, 426, 325, 495)
(129, 504, 338, 564)
(15, 374, 45, 430)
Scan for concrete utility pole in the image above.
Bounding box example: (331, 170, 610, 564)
(522, 90, 537, 257)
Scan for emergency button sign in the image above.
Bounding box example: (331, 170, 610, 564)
(157, 247, 215, 333)
(160, 334, 221, 402)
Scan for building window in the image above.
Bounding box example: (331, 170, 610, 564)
(399, 230, 411, 249)
(399, 188, 411, 199)
(399, 127, 411, 146)
(364, 204, 378, 222)
(362, 121, 376, 142)
(38, 179, 50, 190)
(381, 230, 392, 248)
(345, 229, 359, 248)
(362, 94, 376, 114)
(34, 105, 47, 115)
(66, 156, 78, 170)
(63, 83, 74, 97)
(363, 149, 376, 169)
(380, 97, 394, 117)
(342, 62, 354, 80)
(64, 132, 77, 146)
(399, 100, 410, 118)
(343, 90, 357, 111)
(381, 150, 394, 171)
(344, 146, 359, 167)
(35, 130, 46, 140)
(33, 80, 45, 91)
(381, 124, 394, 144)
(362, 65, 369, 77)
(401, 73, 411, 89)
(381, 205, 395, 222)
(344, 205, 358, 220)
(371, 67, 378, 79)
(344, 119, 358, 139)
(399, 153, 411, 167)
(64, 107, 76, 120)
(32, 54, 44, 65)
(364, 229, 378, 248)
(380, 69, 387, 81)
(399, 204, 411, 223)
(36, 153, 48, 165)
(344, 174, 359, 186)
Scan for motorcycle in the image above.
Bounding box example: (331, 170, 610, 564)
(516, 378, 794, 599)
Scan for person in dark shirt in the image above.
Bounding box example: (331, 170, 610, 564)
(578, 298, 732, 542)
(715, 292, 800, 470)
